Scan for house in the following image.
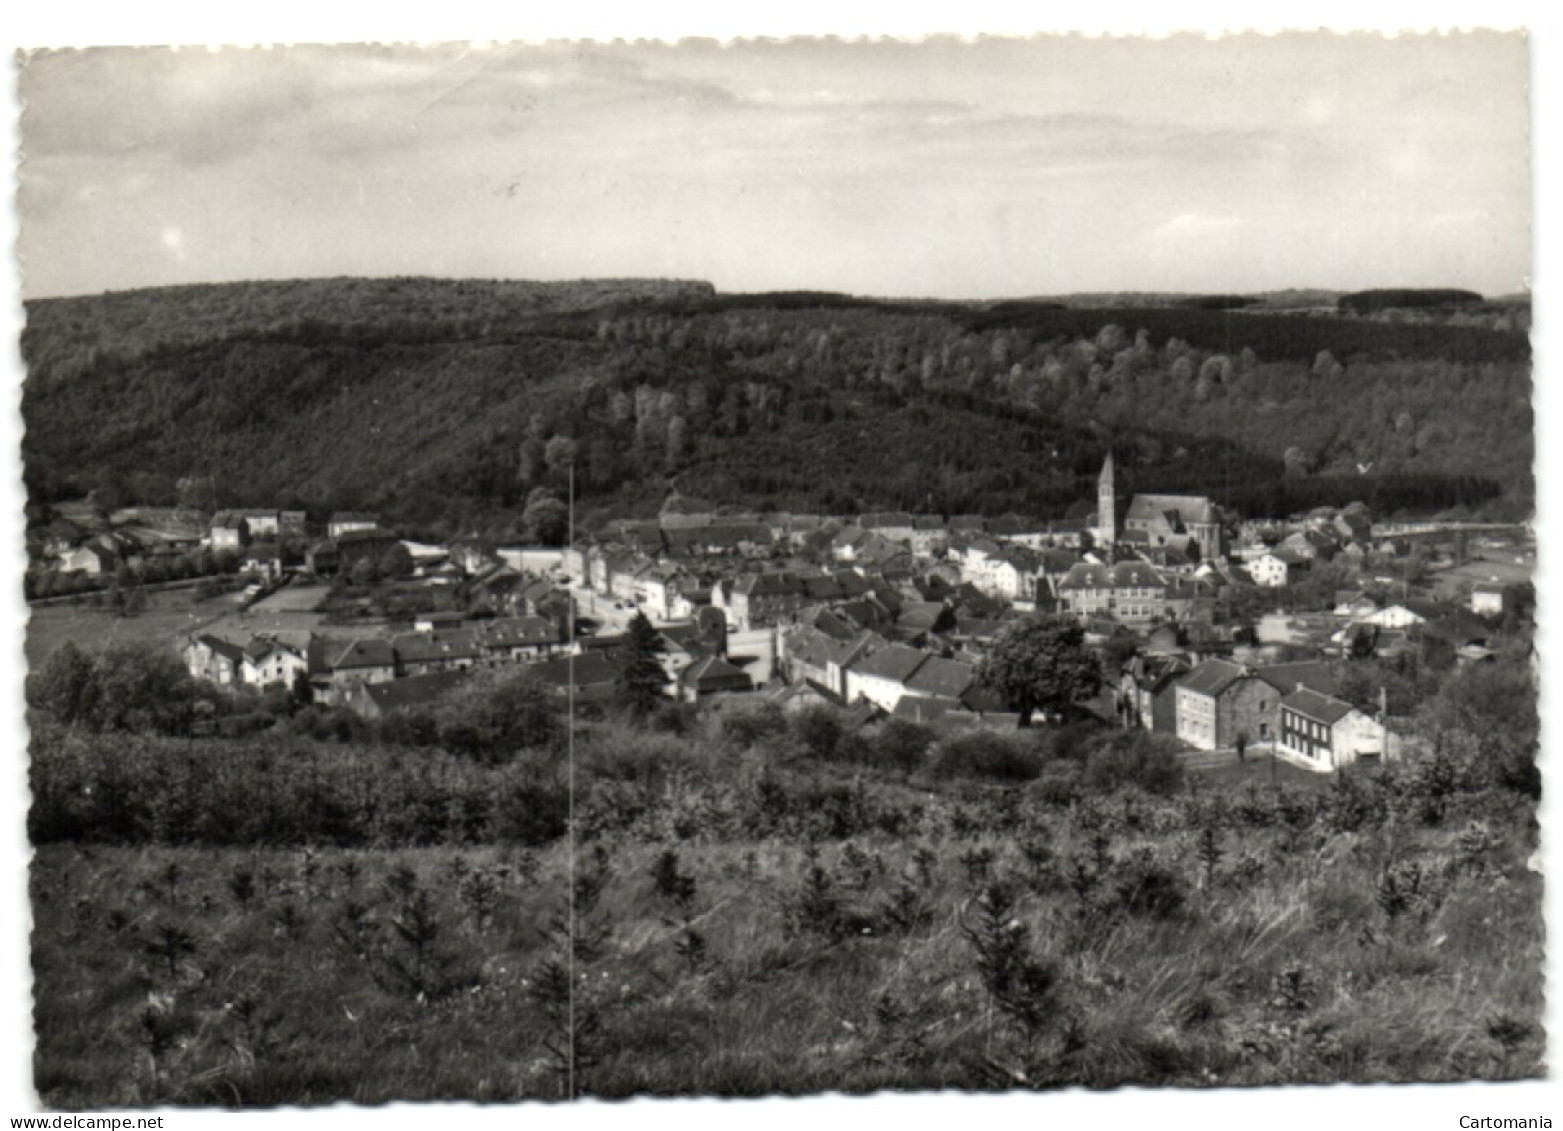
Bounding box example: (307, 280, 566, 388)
(893, 601, 954, 641)
(321, 639, 398, 690)
(1277, 687, 1395, 772)
(241, 510, 282, 539)
(859, 512, 917, 543)
(341, 668, 472, 720)
(960, 542, 1045, 604)
(240, 638, 309, 688)
(306, 540, 341, 576)
(771, 680, 844, 714)
(725, 571, 808, 629)
(1278, 529, 1338, 563)
(678, 655, 754, 702)
(987, 514, 1048, 545)
(279, 511, 308, 539)
(481, 616, 565, 662)
(334, 528, 401, 572)
(185, 635, 246, 686)
(781, 619, 884, 700)
(1333, 590, 1380, 619)
(1118, 654, 1191, 733)
(39, 516, 87, 558)
(1247, 553, 1291, 589)
(1363, 602, 1436, 630)
(241, 542, 284, 582)
(1471, 581, 1508, 617)
(209, 511, 251, 551)
(844, 643, 929, 711)
(1174, 658, 1285, 751)
(634, 565, 686, 620)
(891, 695, 1020, 731)
(1258, 660, 1340, 698)
(529, 651, 619, 704)
(901, 655, 977, 702)
(654, 624, 712, 685)
(449, 536, 500, 576)
(57, 541, 117, 577)
(391, 629, 485, 677)
(1055, 561, 1167, 625)
(908, 517, 949, 557)
(328, 512, 382, 539)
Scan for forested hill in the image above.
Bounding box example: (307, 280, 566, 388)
(21, 278, 1531, 541)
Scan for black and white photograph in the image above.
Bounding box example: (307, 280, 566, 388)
(4, 7, 1552, 1120)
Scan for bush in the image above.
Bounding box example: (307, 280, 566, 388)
(792, 705, 845, 761)
(929, 730, 1047, 783)
(720, 702, 788, 747)
(434, 668, 562, 764)
(1082, 732, 1185, 796)
(1028, 760, 1084, 807)
(28, 722, 570, 848)
(869, 719, 935, 776)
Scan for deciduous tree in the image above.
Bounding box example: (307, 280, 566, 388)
(978, 616, 1101, 727)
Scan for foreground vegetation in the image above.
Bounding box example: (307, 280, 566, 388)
(29, 653, 1543, 1106)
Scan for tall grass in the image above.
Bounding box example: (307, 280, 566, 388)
(28, 698, 1543, 1105)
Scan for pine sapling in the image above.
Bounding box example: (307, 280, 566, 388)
(961, 845, 996, 887)
(961, 881, 1060, 1050)
(1196, 825, 1224, 890)
(143, 921, 198, 980)
(459, 869, 501, 935)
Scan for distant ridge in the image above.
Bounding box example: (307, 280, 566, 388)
(20, 274, 1530, 542)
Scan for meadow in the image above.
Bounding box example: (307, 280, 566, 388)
(24, 589, 240, 670)
(29, 697, 1544, 1106)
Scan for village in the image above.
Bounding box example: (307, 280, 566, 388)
(23, 453, 1535, 778)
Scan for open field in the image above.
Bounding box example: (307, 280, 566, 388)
(26, 697, 1544, 1107)
(25, 590, 241, 669)
(1432, 556, 1535, 598)
(31, 783, 1542, 1105)
(26, 584, 399, 670)
(249, 583, 330, 614)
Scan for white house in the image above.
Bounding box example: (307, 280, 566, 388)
(1247, 553, 1291, 589)
(1276, 687, 1399, 772)
(1363, 603, 1431, 630)
(328, 512, 381, 539)
(241, 639, 309, 688)
(844, 643, 928, 712)
(1471, 582, 1507, 617)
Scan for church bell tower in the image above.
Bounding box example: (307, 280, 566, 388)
(1097, 451, 1117, 556)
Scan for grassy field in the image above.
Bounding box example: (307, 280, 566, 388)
(26, 584, 389, 671)
(25, 590, 240, 670)
(249, 583, 330, 613)
(30, 755, 1543, 1105)
(1432, 556, 1535, 596)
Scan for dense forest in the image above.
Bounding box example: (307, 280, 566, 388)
(21, 278, 1531, 541)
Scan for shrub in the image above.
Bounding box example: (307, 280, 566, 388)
(870, 719, 935, 775)
(434, 668, 562, 764)
(1028, 760, 1083, 807)
(1082, 731, 1185, 796)
(791, 705, 846, 761)
(929, 730, 1046, 783)
(720, 701, 788, 747)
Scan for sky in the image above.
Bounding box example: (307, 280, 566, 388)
(15, 32, 1532, 300)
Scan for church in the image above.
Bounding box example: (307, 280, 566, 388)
(1094, 453, 1226, 562)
